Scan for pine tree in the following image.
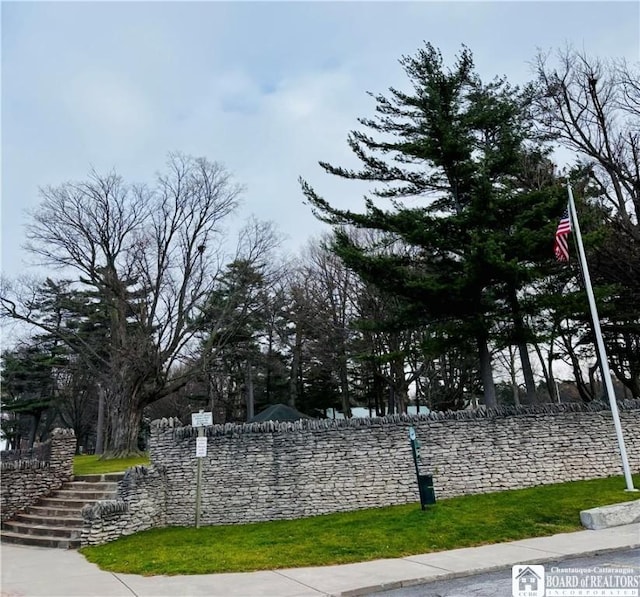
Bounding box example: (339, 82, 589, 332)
(301, 44, 565, 407)
(0, 341, 61, 449)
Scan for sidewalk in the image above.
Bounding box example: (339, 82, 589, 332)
(1, 524, 638, 597)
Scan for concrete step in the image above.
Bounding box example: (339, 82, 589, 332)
(0, 530, 80, 549)
(53, 490, 116, 500)
(27, 505, 85, 518)
(2, 520, 81, 539)
(1, 475, 121, 549)
(62, 481, 117, 492)
(14, 513, 83, 528)
(38, 497, 94, 509)
(74, 473, 125, 483)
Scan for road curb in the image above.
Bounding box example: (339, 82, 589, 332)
(336, 540, 640, 596)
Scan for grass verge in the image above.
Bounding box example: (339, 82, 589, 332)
(73, 453, 150, 476)
(79, 474, 639, 575)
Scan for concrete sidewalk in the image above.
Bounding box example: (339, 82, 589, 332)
(1, 524, 639, 597)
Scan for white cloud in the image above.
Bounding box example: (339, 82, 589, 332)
(63, 70, 154, 145)
(2, 0, 639, 279)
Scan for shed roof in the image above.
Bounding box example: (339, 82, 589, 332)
(249, 403, 312, 422)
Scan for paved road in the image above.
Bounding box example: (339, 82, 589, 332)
(370, 548, 640, 596)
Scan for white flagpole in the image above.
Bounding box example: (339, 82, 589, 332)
(567, 183, 636, 491)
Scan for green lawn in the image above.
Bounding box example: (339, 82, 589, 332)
(79, 474, 639, 575)
(73, 454, 150, 476)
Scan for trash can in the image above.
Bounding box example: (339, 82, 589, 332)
(418, 474, 436, 508)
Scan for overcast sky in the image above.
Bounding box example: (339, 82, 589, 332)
(2, 1, 639, 281)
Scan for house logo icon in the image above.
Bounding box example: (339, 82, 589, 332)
(512, 564, 545, 597)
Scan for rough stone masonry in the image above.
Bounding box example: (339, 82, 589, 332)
(1, 428, 76, 522)
(81, 401, 640, 545)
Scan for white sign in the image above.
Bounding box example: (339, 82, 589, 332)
(195, 436, 207, 457)
(408, 427, 416, 441)
(191, 411, 213, 427)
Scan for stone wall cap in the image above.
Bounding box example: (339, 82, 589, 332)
(159, 400, 640, 438)
(51, 428, 76, 437)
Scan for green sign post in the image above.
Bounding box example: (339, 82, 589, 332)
(408, 426, 436, 509)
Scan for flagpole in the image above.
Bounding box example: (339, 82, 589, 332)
(567, 183, 636, 491)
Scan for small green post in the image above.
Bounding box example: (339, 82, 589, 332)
(409, 426, 436, 509)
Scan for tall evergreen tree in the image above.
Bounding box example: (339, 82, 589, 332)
(301, 44, 564, 407)
(1, 341, 60, 449)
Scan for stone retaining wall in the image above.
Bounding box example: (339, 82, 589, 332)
(81, 465, 167, 545)
(153, 402, 640, 527)
(0, 428, 76, 521)
(80, 401, 640, 544)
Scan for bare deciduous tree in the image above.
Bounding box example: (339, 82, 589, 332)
(1, 153, 253, 456)
(532, 49, 640, 398)
(532, 48, 639, 233)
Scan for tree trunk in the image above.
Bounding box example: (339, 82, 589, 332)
(477, 331, 497, 408)
(266, 332, 273, 404)
(518, 341, 537, 404)
(28, 412, 41, 450)
(373, 367, 385, 416)
(533, 339, 557, 403)
(508, 287, 537, 403)
(588, 363, 602, 401)
(102, 385, 145, 458)
(289, 329, 302, 408)
(391, 355, 409, 413)
(245, 360, 254, 421)
(507, 348, 521, 407)
(95, 386, 105, 455)
(339, 350, 352, 418)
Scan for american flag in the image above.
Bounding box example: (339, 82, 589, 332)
(554, 207, 571, 261)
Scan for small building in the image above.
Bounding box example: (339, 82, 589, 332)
(248, 403, 312, 423)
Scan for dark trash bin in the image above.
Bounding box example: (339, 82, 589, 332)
(418, 474, 436, 509)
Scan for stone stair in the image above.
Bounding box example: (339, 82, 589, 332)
(1, 473, 124, 549)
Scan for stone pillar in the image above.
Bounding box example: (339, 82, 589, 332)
(49, 428, 76, 481)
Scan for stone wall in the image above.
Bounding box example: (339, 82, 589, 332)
(152, 401, 640, 527)
(81, 465, 167, 545)
(80, 401, 640, 544)
(0, 428, 76, 521)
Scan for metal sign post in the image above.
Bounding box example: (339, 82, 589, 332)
(192, 410, 212, 528)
